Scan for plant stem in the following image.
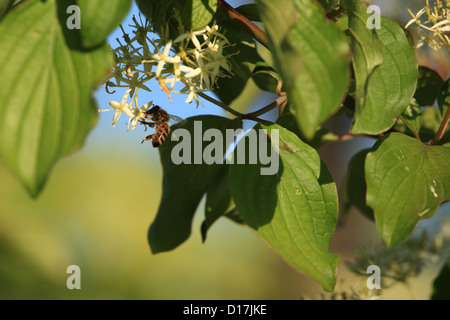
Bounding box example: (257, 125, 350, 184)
(247, 95, 287, 117)
(217, 0, 269, 49)
(197, 92, 275, 123)
(429, 105, 450, 145)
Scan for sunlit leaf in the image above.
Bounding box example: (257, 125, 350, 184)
(182, 0, 217, 30)
(78, 0, 131, 49)
(365, 133, 450, 246)
(0, 0, 113, 196)
(352, 17, 418, 134)
(229, 123, 339, 291)
(341, 0, 383, 118)
(255, 0, 350, 139)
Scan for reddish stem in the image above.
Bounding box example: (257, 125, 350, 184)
(217, 0, 269, 49)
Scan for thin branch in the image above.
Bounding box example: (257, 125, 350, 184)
(217, 0, 269, 49)
(197, 92, 282, 123)
(197, 92, 263, 122)
(429, 105, 450, 145)
(326, 8, 346, 21)
(247, 95, 287, 117)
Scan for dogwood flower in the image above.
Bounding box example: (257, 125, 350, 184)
(99, 89, 134, 127)
(405, 0, 450, 49)
(128, 101, 153, 131)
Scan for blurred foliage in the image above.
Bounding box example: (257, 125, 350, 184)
(0, 150, 321, 299)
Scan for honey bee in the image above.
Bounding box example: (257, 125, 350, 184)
(140, 105, 182, 147)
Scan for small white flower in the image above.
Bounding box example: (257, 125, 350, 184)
(174, 27, 208, 51)
(184, 81, 201, 106)
(151, 41, 181, 79)
(405, 8, 426, 29)
(100, 89, 134, 127)
(129, 101, 152, 130)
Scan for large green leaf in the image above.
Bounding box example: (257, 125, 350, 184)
(0, 0, 113, 197)
(148, 116, 242, 253)
(182, 0, 217, 30)
(255, 0, 350, 139)
(229, 123, 339, 291)
(352, 17, 418, 134)
(365, 133, 450, 246)
(341, 0, 383, 117)
(78, 0, 132, 49)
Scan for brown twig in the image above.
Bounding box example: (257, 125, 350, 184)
(247, 95, 287, 117)
(217, 0, 269, 49)
(429, 105, 450, 145)
(198, 92, 283, 123)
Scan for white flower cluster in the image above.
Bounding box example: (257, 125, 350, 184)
(101, 15, 233, 129)
(406, 0, 450, 50)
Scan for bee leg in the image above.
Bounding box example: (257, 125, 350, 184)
(141, 134, 153, 144)
(139, 120, 156, 132)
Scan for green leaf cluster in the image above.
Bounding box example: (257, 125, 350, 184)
(1, 0, 449, 294)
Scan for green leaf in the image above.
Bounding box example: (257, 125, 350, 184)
(182, 0, 217, 30)
(235, 3, 260, 22)
(416, 66, 444, 106)
(352, 17, 418, 134)
(431, 258, 450, 300)
(341, 0, 383, 118)
(365, 133, 450, 246)
(77, 0, 132, 49)
(344, 149, 374, 220)
(148, 116, 242, 253)
(255, 0, 350, 139)
(251, 60, 282, 94)
(0, 0, 113, 197)
(437, 78, 450, 119)
(229, 123, 339, 291)
(395, 101, 422, 139)
(136, 0, 181, 38)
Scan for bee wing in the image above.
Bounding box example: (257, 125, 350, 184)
(168, 114, 184, 125)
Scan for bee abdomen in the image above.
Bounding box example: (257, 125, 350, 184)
(152, 123, 170, 147)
